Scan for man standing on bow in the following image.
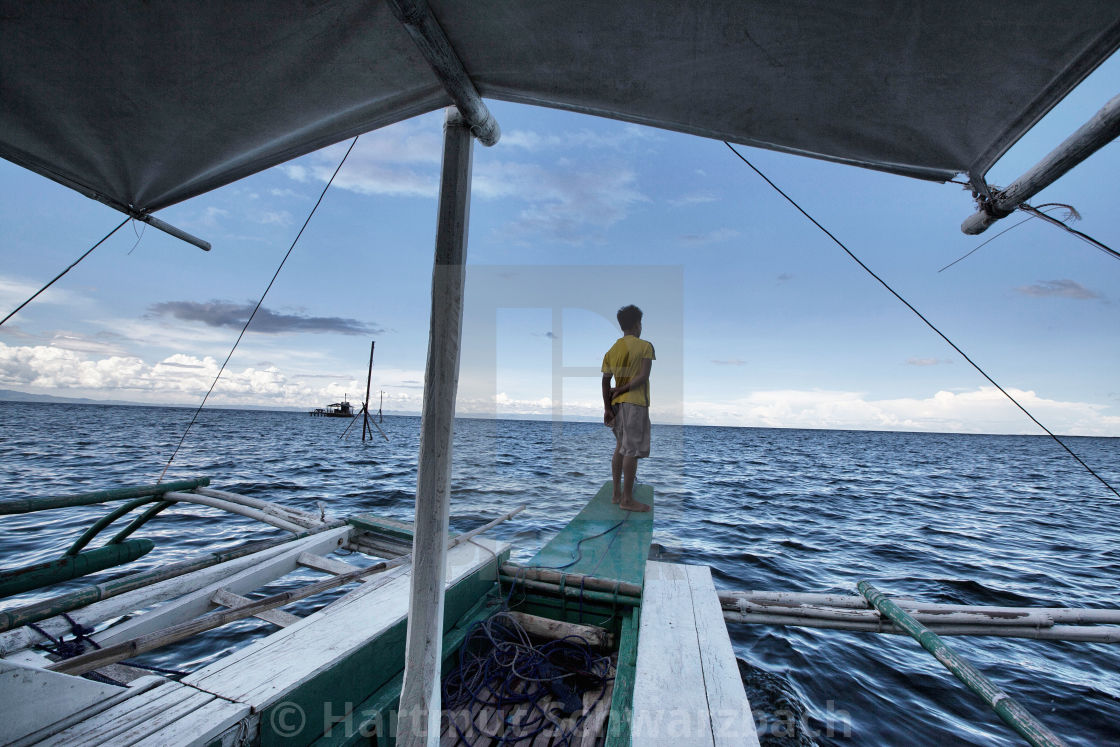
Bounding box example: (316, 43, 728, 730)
(602, 304, 654, 512)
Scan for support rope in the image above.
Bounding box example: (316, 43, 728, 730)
(724, 142, 1119, 500)
(158, 136, 359, 483)
(0, 218, 129, 328)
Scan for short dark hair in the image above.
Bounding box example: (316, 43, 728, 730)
(617, 304, 643, 331)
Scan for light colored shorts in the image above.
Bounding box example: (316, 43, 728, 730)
(612, 403, 651, 458)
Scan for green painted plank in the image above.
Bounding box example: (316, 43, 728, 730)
(0, 539, 154, 599)
(605, 609, 640, 747)
(347, 515, 415, 543)
(526, 481, 654, 587)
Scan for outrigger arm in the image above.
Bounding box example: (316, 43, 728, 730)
(962, 93, 1120, 235)
(397, 106, 477, 745)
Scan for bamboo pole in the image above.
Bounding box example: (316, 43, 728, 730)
(498, 575, 641, 608)
(718, 590, 1120, 625)
(363, 340, 375, 442)
(161, 491, 306, 533)
(858, 582, 1068, 747)
(962, 94, 1120, 234)
(46, 506, 520, 676)
(723, 612, 1120, 643)
(0, 478, 209, 515)
(499, 563, 643, 599)
(398, 106, 475, 746)
(194, 487, 324, 525)
(732, 599, 1054, 627)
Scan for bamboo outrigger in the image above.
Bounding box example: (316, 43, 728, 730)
(3, 2, 1120, 744)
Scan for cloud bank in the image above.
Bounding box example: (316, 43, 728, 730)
(148, 301, 380, 336)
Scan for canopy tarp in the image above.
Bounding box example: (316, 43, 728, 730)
(2, 1, 1119, 214)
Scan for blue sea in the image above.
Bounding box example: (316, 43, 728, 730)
(2, 401, 1119, 745)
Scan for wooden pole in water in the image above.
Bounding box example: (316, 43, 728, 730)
(363, 340, 375, 441)
(398, 106, 475, 746)
(857, 581, 1068, 747)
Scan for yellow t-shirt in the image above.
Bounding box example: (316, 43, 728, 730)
(602, 335, 656, 407)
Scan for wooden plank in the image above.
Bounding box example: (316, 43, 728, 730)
(298, 551, 364, 577)
(633, 562, 758, 747)
(92, 689, 216, 744)
(90, 526, 351, 647)
(0, 659, 126, 745)
(605, 609, 640, 747)
(348, 514, 415, 542)
(40, 681, 196, 745)
(131, 695, 251, 747)
(185, 538, 506, 710)
(577, 677, 615, 747)
(527, 482, 654, 587)
(506, 610, 614, 648)
(211, 587, 301, 627)
(682, 564, 759, 747)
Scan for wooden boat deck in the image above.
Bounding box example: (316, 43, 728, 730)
(10, 536, 508, 746)
(633, 561, 758, 746)
(527, 482, 654, 586)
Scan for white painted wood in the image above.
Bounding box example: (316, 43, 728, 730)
(183, 538, 505, 711)
(162, 491, 307, 533)
(298, 551, 364, 577)
(399, 106, 475, 747)
(0, 530, 344, 654)
(321, 564, 413, 613)
(90, 526, 351, 648)
(683, 564, 759, 747)
(635, 562, 759, 747)
(8, 675, 164, 747)
(0, 659, 125, 744)
(349, 535, 413, 558)
(40, 680, 197, 745)
(195, 486, 324, 526)
(99, 690, 216, 744)
(131, 696, 251, 747)
(211, 588, 301, 627)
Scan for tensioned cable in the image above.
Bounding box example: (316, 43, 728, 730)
(0, 217, 129, 328)
(938, 204, 1067, 273)
(724, 141, 1119, 499)
(158, 136, 360, 483)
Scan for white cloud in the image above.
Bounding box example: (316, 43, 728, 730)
(501, 125, 657, 152)
(1015, 279, 1101, 300)
(683, 387, 1120, 436)
(669, 192, 718, 207)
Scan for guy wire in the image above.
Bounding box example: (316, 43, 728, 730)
(158, 136, 360, 483)
(1, 217, 130, 328)
(723, 141, 1118, 500)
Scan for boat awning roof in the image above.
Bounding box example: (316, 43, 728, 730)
(3, 1, 1119, 215)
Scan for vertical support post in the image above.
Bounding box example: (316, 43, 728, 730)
(397, 107, 474, 746)
(363, 340, 376, 441)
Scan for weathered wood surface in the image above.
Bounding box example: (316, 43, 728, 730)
(87, 525, 350, 648)
(7, 674, 164, 747)
(506, 610, 615, 648)
(298, 550, 365, 577)
(183, 537, 506, 710)
(210, 587, 301, 627)
(0, 658, 127, 745)
(0, 528, 347, 654)
(634, 562, 759, 746)
(527, 481, 654, 587)
(36, 679, 249, 747)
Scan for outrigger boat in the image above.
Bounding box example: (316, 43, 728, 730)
(2, 2, 1120, 745)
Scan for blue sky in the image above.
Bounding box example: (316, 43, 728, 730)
(1, 55, 1117, 436)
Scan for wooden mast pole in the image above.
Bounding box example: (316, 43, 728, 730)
(397, 106, 474, 745)
(362, 340, 375, 441)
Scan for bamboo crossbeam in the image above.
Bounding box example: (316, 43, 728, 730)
(0, 539, 154, 599)
(499, 564, 643, 599)
(0, 478, 210, 515)
(962, 93, 1120, 235)
(162, 491, 307, 533)
(733, 599, 1054, 627)
(723, 612, 1120, 643)
(858, 582, 1068, 747)
(46, 506, 522, 676)
(718, 590, 1120, 625)
(498, 575, 641, 608)
(194, 487, 323, 525)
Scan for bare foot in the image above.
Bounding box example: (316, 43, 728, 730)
(611, 487, 622, 504)
(618, 498, 651, 512)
